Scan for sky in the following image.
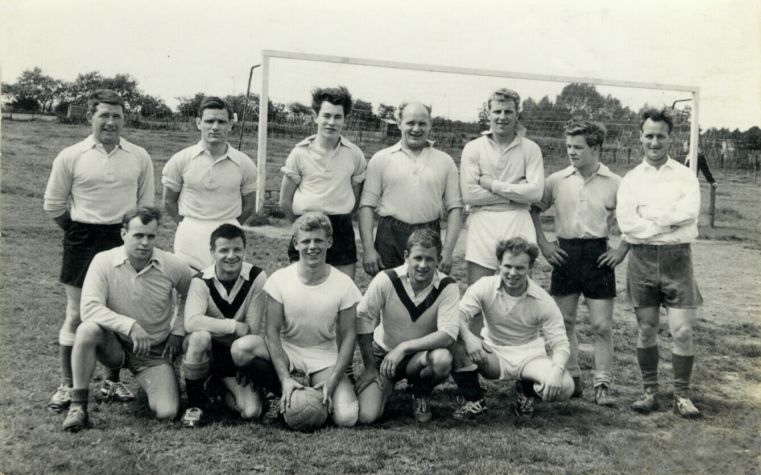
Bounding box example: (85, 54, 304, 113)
(1, 0, 759, 129)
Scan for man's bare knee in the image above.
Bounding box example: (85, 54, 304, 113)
(75, 321, 105, 346)
(231, 335, 266, 366)
(427, 349, 452, 377)
(186, 330, 212, 356)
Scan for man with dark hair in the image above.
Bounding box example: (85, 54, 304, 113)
(451, 237, 574, 419)
(180, 223, 268, 426)
(44, 89, 155, 412)
(359, 101, 463, 276)
(531, 120, 629, 406)
(460, 88, 545, 286)
(280, 86, 366, 279)
(356, 229, 459, 423)
(617, 108, 703, 418)
(62, 207, 195, 431)
(163, 96, 257, 270)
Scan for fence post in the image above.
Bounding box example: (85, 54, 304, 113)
(709, 185, 716, 228)
(627, 147, 631, 166)
(754, 153, 758, 185)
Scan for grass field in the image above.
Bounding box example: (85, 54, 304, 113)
(1, 120, 760, 474)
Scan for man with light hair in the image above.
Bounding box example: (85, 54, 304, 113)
(279, 86, 366, 280)
(360, 102, 463, 276)
(531, 119, 629, 406)
(163, 96, 257, 270)
(231, 212, 361, 428)
(44, 89, 155, 412)
(617, 109, 703, 418)
(460, 88, 544, 285)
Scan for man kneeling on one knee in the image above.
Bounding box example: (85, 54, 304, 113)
(181, 224, 268, 426)
(452, 237, 575, 419)
(62, 207, 195, 431)
(356, 229, 459, 423)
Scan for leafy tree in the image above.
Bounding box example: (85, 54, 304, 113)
(5, 67, 65, 113)
(377, 103, 396, 121)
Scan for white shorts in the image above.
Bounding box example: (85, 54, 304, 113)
(281, 340, 337, 377)
(174, 217, 238, 270)
(483, 337, 547, 380)
(465, 209, 536, 270)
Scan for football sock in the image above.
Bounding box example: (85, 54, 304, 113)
(70, 388, 89, 410)
(106, 367, 121, 382)
(185, 378, 207, 408)
(636, 346, 659, 390)
(672, 354, 694, 396)
(60, 345, 73, 387)
(451, 370, 483, 402)
(245, 358, 281, 395)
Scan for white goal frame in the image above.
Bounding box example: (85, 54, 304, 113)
(255, 49, 700, 213)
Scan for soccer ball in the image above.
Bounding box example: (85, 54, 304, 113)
(283, 388, 328, 432)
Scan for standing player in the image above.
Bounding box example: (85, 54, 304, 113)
(355, 229, 459, 423)
(279, 86, 366, 280)
(617, 109, 702, 418)
(44, 89, 155, 412)
(62, 207, 195, 431)
(163, 96, 257, 270)
(451, 237, 574, 419)
(460, 88, 544, 285)
(359, 102, 463, 276)
(531, 120, 629, 406)
(231, 212, 361, 427)
(180, 224, 267, 426)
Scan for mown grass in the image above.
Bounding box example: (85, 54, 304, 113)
(1, 120, 760, 474)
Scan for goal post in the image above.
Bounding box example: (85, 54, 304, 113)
(255, 49, 700, 213)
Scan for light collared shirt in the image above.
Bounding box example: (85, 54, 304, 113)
(281, 135, 366, 215)
(535, 164, 621, 239)
(162, 142, 257, 221)
(80, 246, 195, 344)
(616, 157, 700, 245)
(460, 275, 569, 355)
(460, 128, 544, 212)
(360, 141, 463, 224)
(357, 263, 460, 351)
(184, 262, 268, 337)
(43, 135, 155, 224)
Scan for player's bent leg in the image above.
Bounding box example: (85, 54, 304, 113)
(521, 357, 575, 402)
(311, 368, 358, 427)
(631, 306, 661, 413)
(230, 334, 270, 366)
(52, 285, 83, 412)
(222, 377, 263, 420)
(666, 307, 700, 417)
(357, 375, 393, 424)
(555, 294, 582, 396)
(182, 331, 212, 415)
(136, 364, 180, 420)
(466, 261, 495, 286)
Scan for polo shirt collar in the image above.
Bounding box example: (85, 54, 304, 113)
(190, 141, 240, 165)
(394, 263, 443, 288)
(295, 134, 351, 149)
(494, 276, 543, 299)
(391, 140, 436, 155)
(640, 156, 678, 172)
(482, 123, 527, 139)
(80, 135, 127, 154)
(111, 246, 164, 271)
(560, 163, 616, 179)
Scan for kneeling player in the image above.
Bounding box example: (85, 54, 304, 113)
(452, 237, 574, 418)
(232, 212, 361, 427)
(180, 224, 267, 426)
(62, 207, 194, 431)
(356, 229, 459, 423)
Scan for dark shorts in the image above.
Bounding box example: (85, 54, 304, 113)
(372, 342, 418, 383)
(288, 213, 357, 266)
(61, 221, 123, 288)
(627, 244, 703, 308)
(550, 238, 616, 299)
(211, 339, 238, 379)
(375, 216, 440, 270)
(116, 335, 173, 374)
